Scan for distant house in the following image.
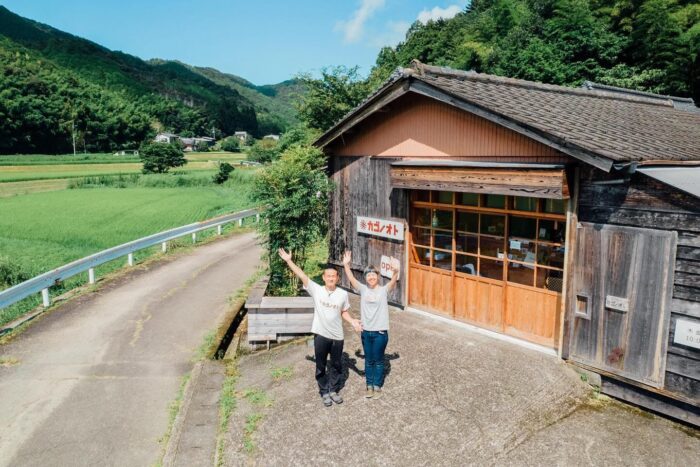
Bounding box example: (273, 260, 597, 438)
(155, 132, 178, 144)
(180, 137, 195, 152)
(234, 131, 250, 143)
(263, 134, 280, 141)
(113, 149, 139, 156)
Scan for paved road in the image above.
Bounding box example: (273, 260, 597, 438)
(0, 232, 261, 467)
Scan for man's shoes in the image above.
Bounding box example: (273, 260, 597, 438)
(373, 386, 383, 400)
(365, 386, 374, 399)
(321, 393, 332, 407)
(329, 391, 343, 404)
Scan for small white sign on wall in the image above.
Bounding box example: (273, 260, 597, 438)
(357, 216, 404, 241)
(605, 295, 629, 312)
(674, 318, 700, 349)
(380, 255, 399, 278)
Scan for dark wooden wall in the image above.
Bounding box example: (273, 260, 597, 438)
(329, 156, 409, 305)
(577, 166, 700, 403)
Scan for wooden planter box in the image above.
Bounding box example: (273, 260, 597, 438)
(245, 276, 314, 343)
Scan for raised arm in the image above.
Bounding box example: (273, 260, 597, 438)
(342, 250, 362, 291)
(386, 258, 401, 292)
(278, 248, 309, 287)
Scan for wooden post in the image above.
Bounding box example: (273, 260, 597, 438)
(192, 233, 197, 244)
(238, 218, 243, 227)
(162, 242, 167, 253)
(127, 253, 134, 266)
(88, 268, 95, 284)
(217, 225, 222, 235)
(256, 214, 260, 223)
(41, 288, 50, 307)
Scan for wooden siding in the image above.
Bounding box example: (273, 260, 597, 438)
(329, 156, 408, 304)
(391, 166, 569, 199)
(328, 94, 566, 161)
(577, 167, 700, 403)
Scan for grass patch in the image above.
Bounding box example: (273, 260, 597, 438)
(270, 366, 293, 381)
(194, 331, 218, 362)
(243, 413, 264, 453)
(155, 372, 191, 467)
(242, 388, 273, 407)
(0, 356, 20, 366)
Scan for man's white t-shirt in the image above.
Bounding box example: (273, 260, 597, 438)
(358, 284, 390, 331)
(304, 280, 350, 341)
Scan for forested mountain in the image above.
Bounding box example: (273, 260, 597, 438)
(0, 6, 297, 154)
(371, 0, 699, 102)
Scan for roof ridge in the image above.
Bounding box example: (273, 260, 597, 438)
(582, 81, 695, 104)
(407, 60, 676, 108)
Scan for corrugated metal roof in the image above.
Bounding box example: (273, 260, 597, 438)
(637, 166, 700, 199)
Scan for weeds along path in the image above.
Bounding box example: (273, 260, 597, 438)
(0, 231, 261, 467)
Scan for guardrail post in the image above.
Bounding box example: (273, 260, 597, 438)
(192, 233, 197, 244)
(238, 218, 243, 227)
(162, 242, 167, 253)
(256, 214, 260, 223)
(127, 253, 134, 266)
(41, 288, 50, 307)
(88, 268, 95, 284)
(217, 225, 222, 235)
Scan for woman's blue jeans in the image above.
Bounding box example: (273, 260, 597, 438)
(361, 330, 389, 388)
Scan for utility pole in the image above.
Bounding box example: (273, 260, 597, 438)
(72, 121, 76, 156)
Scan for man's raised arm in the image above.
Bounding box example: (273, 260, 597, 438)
(278, 248, 309, 287)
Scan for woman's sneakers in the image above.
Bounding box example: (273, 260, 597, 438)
(372, 386, 383, 400)
(365, 386, 374, 399)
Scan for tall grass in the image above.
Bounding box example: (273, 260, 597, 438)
(68, 170, 254, 189)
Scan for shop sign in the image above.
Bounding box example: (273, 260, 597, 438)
(674, 318, 700, 349)
(357, 216, 404, 241)
(380, 255, 400, 278)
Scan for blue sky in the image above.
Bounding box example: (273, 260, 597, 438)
(1, 1, 468, 85)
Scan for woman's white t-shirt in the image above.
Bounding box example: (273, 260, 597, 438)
(304, 280, 350, 341)
(358, 284, 389, 331)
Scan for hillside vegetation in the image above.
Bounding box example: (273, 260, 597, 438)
(0, 6, 299, 154)
(371, 0, 699, 101)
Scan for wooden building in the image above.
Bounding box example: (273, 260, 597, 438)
(316, 61, 700, 424)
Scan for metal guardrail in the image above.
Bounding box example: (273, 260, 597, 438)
(0, 208, 260, 310)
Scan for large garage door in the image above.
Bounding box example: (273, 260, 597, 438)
(408, 190, 567, 348)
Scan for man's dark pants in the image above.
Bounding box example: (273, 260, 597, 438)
(314, 334, 344, 395)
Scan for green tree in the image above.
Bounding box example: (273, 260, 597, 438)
(220, 136, 241, 152)
(297, 66, 373, 132)
(212, 162, 234, 184)
(248, 138, 280, 163)
(140, 142, 187, 173)
(250, 145, 333, 295)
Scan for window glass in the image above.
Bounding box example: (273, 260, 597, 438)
(537, 244, 565, 268)
(508, 262, 534, 286)
(480, 236, 504, 258)
(480, 214, 505, 236)
(508, 239, 536, 263)
(456, 233, 478, 254)
(432, 250, 452, 270)
(434, 191, 454, 204)
(538, 220, 566, 243)
(411, 227, 431, 247)
(412, 207, 431, 227)
(431, 209, 452, 229)
(544, 198, 566, 214)
(484, 194, 505, 208)
(480, 258, 504, 280)
(413, 190, 430, 202)
(412, 246, 430, 265)
(433, 231, 453, 250)
(536, 268, 564, 292)
(456, 254, 477, 275)
(456, 211, 478, 233)
(514, 196, 538, 211)
(458, 193, 479, 206)
(509, 216, 537, 240)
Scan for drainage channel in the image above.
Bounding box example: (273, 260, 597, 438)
(213, 305, 247, 359)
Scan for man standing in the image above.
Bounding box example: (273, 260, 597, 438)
(278, 248, 361, 407)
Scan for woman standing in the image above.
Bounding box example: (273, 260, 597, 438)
(342, 250, 399, 399)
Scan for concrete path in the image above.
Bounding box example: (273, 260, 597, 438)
(0, 232, 261, 467)
(223, 297, 699, 466)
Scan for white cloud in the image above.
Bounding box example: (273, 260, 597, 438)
(335, 0, 386, 43)
(371, 20, 411, 47)
(417, 4, 463, 24)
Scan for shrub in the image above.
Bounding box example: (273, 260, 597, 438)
(220, 136, 241, 152)
(251, 145, 332, 295)
(247, 139, 279, 164)
(212, 162, 235, 184)
(140, 141, 187, 173)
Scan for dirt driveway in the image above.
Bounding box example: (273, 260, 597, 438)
(223, 299, 699, 466)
